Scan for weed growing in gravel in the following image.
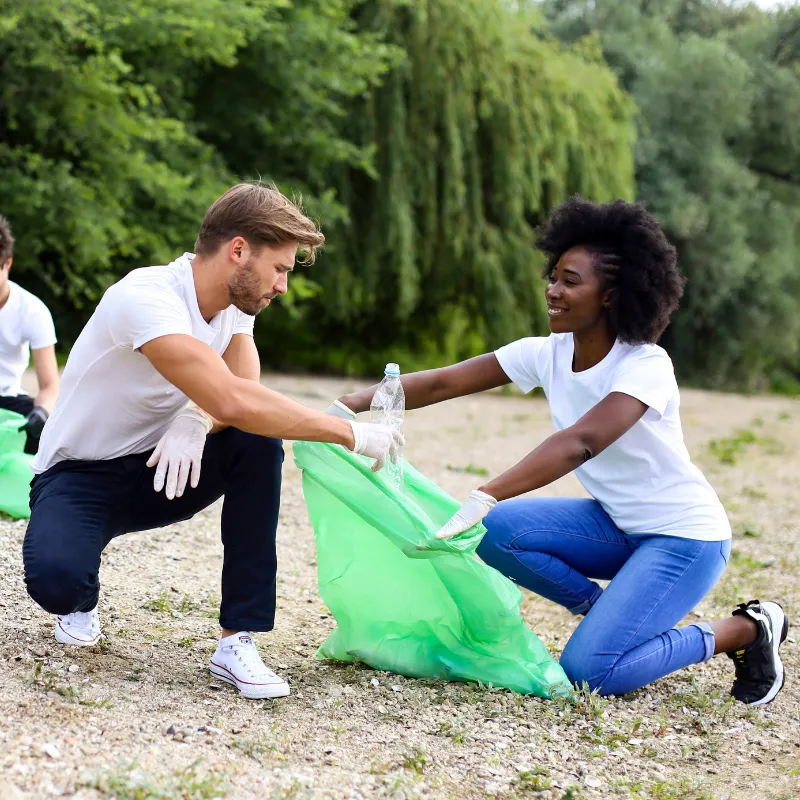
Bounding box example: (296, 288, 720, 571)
(428, 717, 470, 744)
(707, 428, 780, 465)
(24, 662, 79, 701)
(514, 765, 552, 792)
(227, 734, 276, 766)
(399, 746, 427, 774)
(141, 591, 173, 614)
(83, 762, 225, 800)
(446, 463, 489, 476)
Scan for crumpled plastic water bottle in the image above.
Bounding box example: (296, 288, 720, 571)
(370, 362, 405, 488)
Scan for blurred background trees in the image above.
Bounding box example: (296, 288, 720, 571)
(1, 0, 798, 389)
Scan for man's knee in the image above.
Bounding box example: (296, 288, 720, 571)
(225, 428, 284, 465)
(25, 559, 93, 615)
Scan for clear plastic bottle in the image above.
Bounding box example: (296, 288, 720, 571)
(370, 362, 405, 487)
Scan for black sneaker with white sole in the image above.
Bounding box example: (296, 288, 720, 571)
(727, 599, 788, 706)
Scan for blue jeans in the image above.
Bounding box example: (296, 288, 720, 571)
(477, 498, 730, 696)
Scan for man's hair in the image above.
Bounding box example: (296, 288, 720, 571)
(195, 182, 325, 263)
(0, 214, 14, 264)
(536, 196, 686, 344)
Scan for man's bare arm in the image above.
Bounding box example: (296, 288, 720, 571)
(31, 345, 59, 412)
(140, 334, 354, 446)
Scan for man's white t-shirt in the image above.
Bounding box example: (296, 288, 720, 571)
(0, 280, 57, 396)
(33, 253, 255, 474)
(495, 334, 731, 541)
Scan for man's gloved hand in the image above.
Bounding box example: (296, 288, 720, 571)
(19, 406, 48, 439)
(435, 489, 497, 539)
(347, 421, 404, 472)
(146, 407, 213, 499)
(325, 400, 356, 420)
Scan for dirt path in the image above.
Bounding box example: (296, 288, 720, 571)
(0, 375, 797, 800)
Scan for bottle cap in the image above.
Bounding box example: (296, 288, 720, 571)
(384, 363, 400, 376)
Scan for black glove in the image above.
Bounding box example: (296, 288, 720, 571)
(19, 406, 49, 438)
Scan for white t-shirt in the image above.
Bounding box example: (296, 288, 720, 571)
(0, 281, 57, 396)
(33, 253, 255, 473)
(495, 334, 731, 541)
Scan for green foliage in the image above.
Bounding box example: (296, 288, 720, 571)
(261, 0, 635, 373)
(544, 0, 800, 389)
(0, 0, 634, 374)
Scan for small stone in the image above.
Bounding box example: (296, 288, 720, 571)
(584, 777, 602, 788)
(42, 743, 60, 759)
(166, 725, 176, 735)
(391, 685, 401, 692)
(68, 664, 79, 673)
(371, 678, 379, 688)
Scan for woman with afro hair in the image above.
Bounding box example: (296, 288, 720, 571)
(333, 196, 788, 705)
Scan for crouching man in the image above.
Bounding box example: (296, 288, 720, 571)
(23, 183, 402, 699)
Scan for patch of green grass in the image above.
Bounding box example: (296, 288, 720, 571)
(708, 428, 773, 465)
(398, 746, 427, 774)
(79, 697, 114, 709)
(82, 763, 225, 800)
(429, 718, 470, 744)
(177, 595, 201, 613)
(24, 662, 79, 702)
(446, 463, 489, 477)
(515, 766, 552, 793)
(227, 734, 275, 765)
(730, 550, 772, 570)
(125, 666, 147, 683)
(177, 636, 195, 648)
(741, 526, 762, 538)
(741, 485, 767, 500)
(141, 591, 173, 614)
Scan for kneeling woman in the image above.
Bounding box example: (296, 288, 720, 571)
(335, 197, 788, 705)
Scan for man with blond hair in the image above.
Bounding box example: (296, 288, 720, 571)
(0, 214, 60, 454)
(23, 183, 402, 699)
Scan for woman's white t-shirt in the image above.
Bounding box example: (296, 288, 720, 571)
(495, 334, 731, 541)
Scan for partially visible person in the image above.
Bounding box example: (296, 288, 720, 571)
(0, 214, 59, 455)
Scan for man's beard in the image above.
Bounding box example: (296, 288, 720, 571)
(228, 258, 273, 316)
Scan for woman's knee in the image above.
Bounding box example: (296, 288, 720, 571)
(559, 638, 616, 695)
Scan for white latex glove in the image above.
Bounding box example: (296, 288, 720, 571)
(325, 400, 357, 420)
(146, 407, 213, 499)
(435, 489, 497, 539)
(348, 420, 404, 472)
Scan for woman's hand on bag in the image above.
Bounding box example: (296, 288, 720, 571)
(435, 489, 497, 539)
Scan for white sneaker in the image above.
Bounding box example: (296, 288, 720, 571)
(54, 607, 102, 647)
(209, 632, 290, 699)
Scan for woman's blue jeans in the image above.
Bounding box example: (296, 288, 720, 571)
(477, 497, 730, 696)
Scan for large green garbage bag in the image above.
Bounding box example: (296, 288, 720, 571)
(0, 409, 33, 519)
(294, 441, 570, 697)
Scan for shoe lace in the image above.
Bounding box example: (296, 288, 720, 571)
(61, 609, 100, 631)
(228, 643, 277, 679)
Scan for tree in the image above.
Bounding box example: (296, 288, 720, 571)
(544, 0, 800, 388)
(258, 0, 636, 374)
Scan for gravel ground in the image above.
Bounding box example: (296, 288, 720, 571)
(0, 374, 797, 800)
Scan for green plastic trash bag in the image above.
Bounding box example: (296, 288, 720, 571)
(0, 409, 33, 519)
(294, 441, 570, 698)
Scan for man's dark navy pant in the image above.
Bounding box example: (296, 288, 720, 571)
(23, 428, 283, 632)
